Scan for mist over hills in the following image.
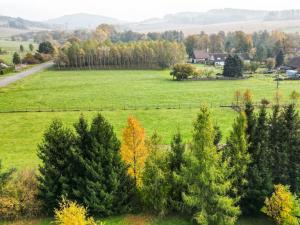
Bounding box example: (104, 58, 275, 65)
(1, 8, 300, 36)
(45, 13, 123, 29)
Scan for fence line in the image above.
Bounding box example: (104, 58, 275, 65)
(0, 102, 298, 114)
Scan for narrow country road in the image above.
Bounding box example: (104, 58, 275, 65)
(0, 61, 54, 88)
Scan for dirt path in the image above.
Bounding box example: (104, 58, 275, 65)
(0, 61, 54, 88)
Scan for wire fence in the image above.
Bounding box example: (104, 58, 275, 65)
(0, 102, 298, 114)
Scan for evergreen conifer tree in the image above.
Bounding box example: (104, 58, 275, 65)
(181, 106, 239, 225)
(37, 119, 75, 213)
(141, 131, 170, 215)
(223, 55, 243, 77)
(281, 104, 300, 193)
(242, 105, 273, 214)
(72, 114, 135, 216)
(269, 105, 287, 186)
(169, 131, 186, 212)
(275, 49, 284, 68)
(224, 112, 250, 201)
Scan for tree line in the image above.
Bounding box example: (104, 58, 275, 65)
(185, 30, 300, 61)
(55, 40, 186, 69)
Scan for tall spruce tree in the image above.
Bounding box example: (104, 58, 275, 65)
(244, 100, 256, 155)
(38, 115, 135, 216)
(169, 131, 186, 212)
(282, 104, 300, 193)
(181, 106, 239, 225)
(269, 105, 288, 186)
(72, 114, 135, 216)
(275, 49, 284, 68)
(223, 55, 243, 77)
(224, 112, 250, 202)
(242, 105, 273, 214)
(37, 119, 75, 213)
(141, 131, 170, 215)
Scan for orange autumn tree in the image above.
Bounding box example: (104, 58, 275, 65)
(121, 116, 148, 187)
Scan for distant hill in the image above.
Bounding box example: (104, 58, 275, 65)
(2, 9, 300, 38)
(45, 13, 122, 29)
(126, 8, 300, 34)
(0, 15, 50, 30)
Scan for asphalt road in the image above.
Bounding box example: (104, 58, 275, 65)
(0, 61, 54, 88)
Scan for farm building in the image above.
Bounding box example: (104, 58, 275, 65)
(192, 50, 210, 63)
(287, 56, 300, 70)
(286, 70, 298, 77)
(192, 51, 250, 66)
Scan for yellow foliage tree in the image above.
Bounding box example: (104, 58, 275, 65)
(243, 89, 253, 103)
(121, 116, 148, 187)
(55, 199, 96, 225)
(262, 184, 300, 225)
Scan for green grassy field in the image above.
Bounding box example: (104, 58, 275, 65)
(0, 40, 37, 64)
(0, 69, 299, 170)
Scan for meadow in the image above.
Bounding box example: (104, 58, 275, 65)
(0, 39, 37, 64)
(0, 69, 300, 170)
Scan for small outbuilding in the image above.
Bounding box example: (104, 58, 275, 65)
(286, 70, 298, 77)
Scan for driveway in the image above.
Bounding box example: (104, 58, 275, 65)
(0, 61, 54, 88)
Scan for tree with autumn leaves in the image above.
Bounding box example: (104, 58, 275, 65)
(121, 116, 149, 187)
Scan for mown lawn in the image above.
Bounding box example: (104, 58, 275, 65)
(0, 214, 272, 225)
(0, 69, 299, 169)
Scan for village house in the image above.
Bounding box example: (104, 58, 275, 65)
(192, 50, 251, 66)
(286, 56, 300, 77)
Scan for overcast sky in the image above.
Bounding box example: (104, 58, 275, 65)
(1, 0, 300, 22)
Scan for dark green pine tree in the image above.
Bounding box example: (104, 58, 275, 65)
(269, 105, 288, 186)
(213, 125, 222, 147)
(72, 114, 135, 216)
(244, 101, 256, 155)
(282, 104, 300, 193)
(223, 55, 243, 77)
(224, 112, 250, 202)
(169, 131, 186, 212)
(242, 105, 273, 215)
(275, 49, 284, 68)
(37, 119, 75, 214)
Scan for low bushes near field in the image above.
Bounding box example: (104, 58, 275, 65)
(0, 66, 14, 75)
(0, 167, 42, 220)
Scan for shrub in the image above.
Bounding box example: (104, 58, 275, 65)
(0, 160, 16, 219)
(170, 63, 197, 81)
(14, 169, 42, 217)
(23, 53, 40, 64)
(265, 58, 275, 70)
(262, 184, 300, 225)
(0, 169, 42, 219)
(250, 61, 260, 73)
(0, 66, 14, 75)
(55, 199, 96, 225)
(34, 52, 51, 62)
(195, 68, 214, 78)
